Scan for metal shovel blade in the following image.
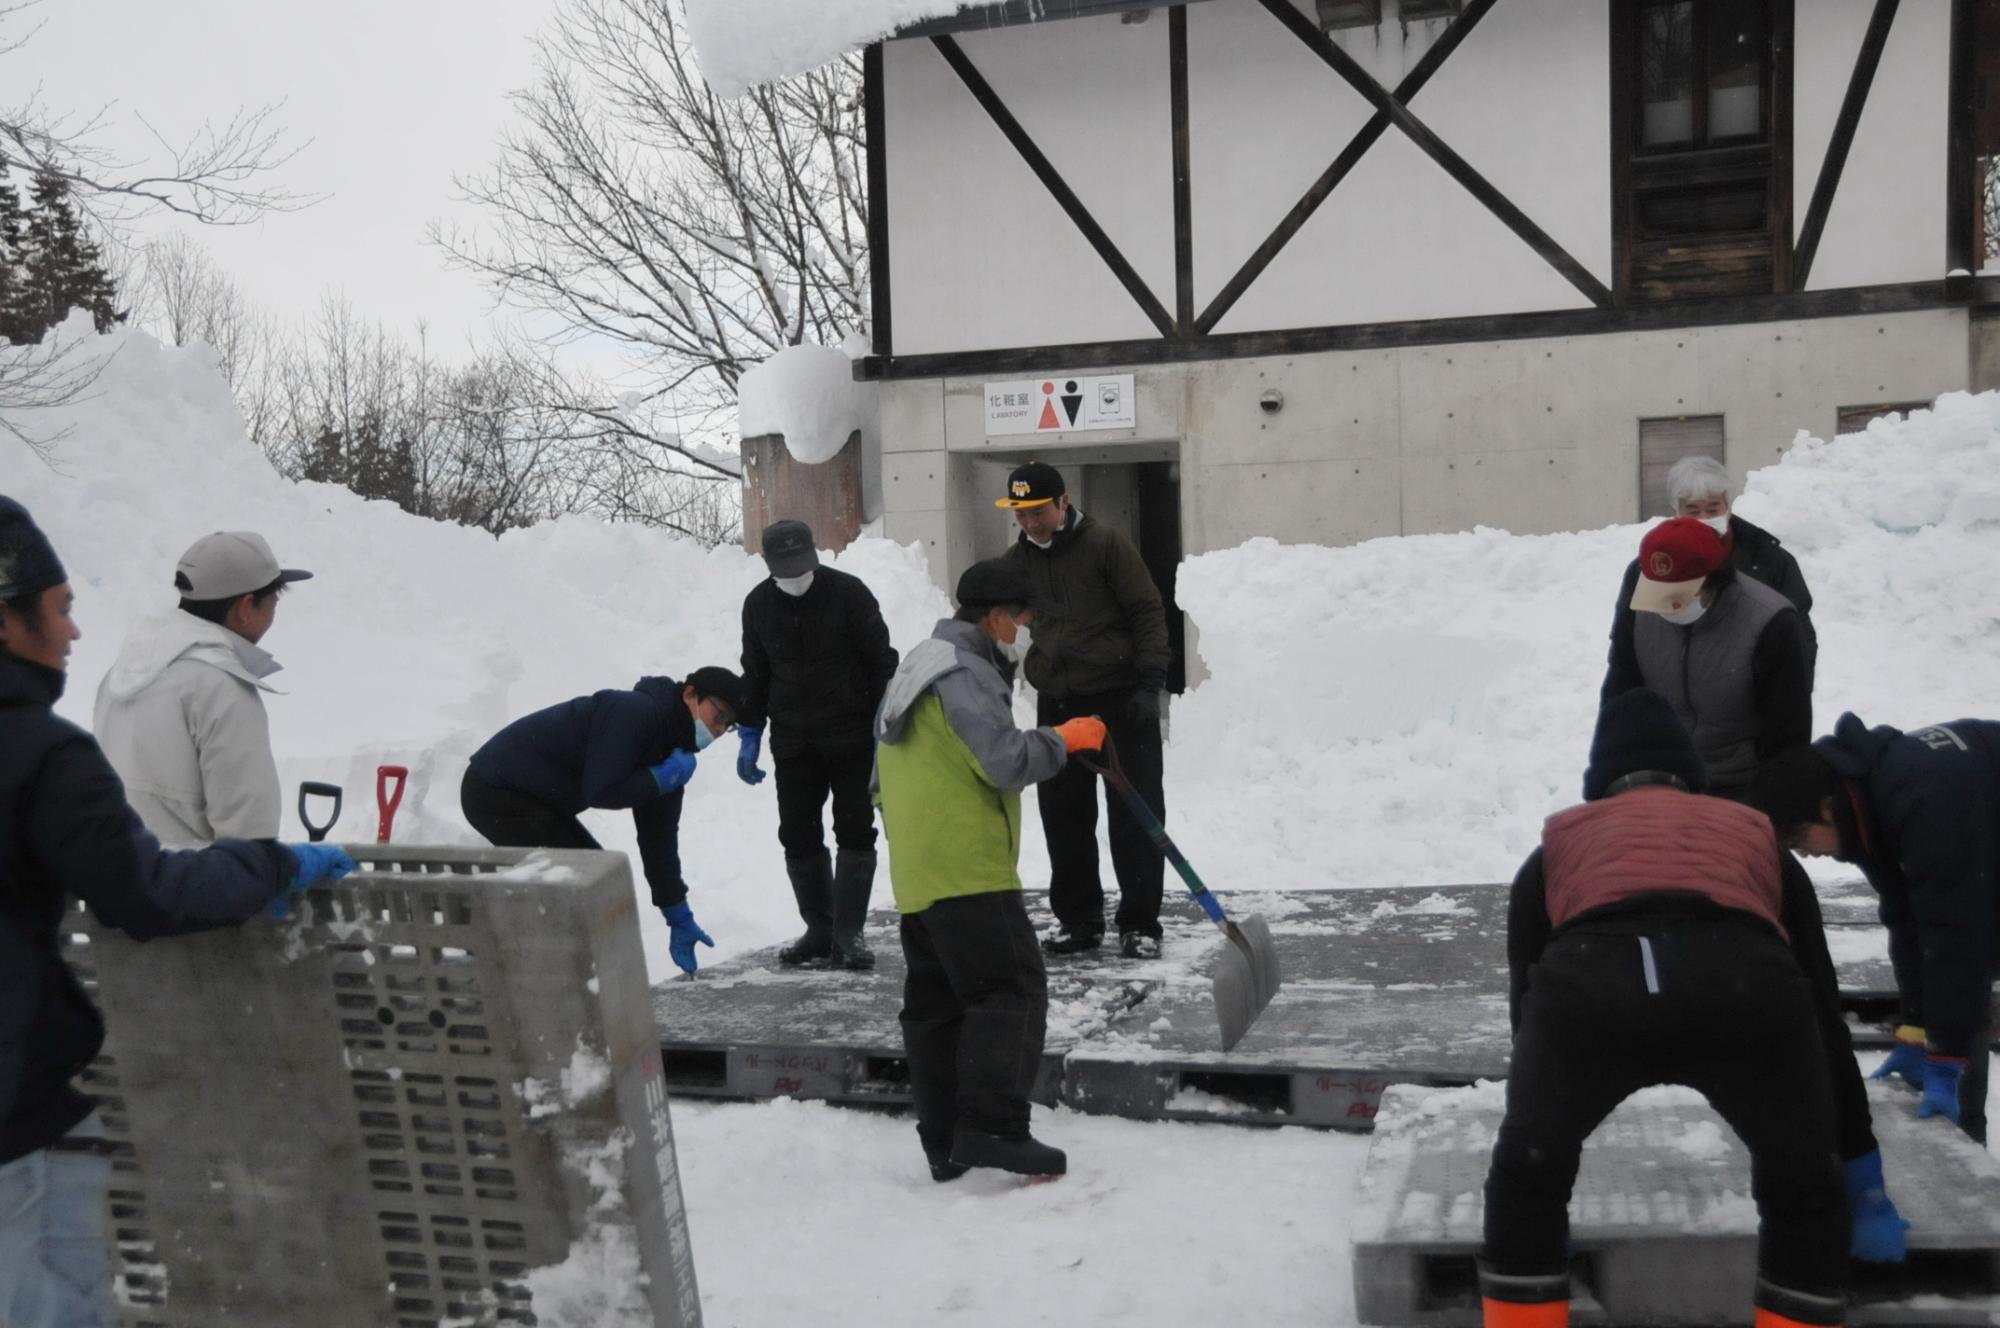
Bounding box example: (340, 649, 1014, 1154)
(1211, 913, 1282, 1052)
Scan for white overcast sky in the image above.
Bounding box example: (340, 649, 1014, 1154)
(22, 0, 562, 353)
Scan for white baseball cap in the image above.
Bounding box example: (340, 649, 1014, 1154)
(174, 531, 313, 600)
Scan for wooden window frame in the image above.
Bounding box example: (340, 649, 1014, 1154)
(1611, 0, 1795, 303)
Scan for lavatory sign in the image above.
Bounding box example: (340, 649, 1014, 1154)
(983, 373, 1136, 436)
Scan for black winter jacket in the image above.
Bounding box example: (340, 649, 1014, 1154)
(1506, 844, 1877, 1162)
(1727, 515, 1817, 672)
(1003, 509, 1170, 701)
(738, 567, 898, 754)
(1, 650, 291, 1164)
(467, 676, 698, 908)
(1817, 713, 2000, 1059)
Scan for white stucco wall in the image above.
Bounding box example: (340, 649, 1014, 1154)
(881, 0, 1957, 359)
(883, 26, 1165, 355)
(1799, 0, 1952, 289)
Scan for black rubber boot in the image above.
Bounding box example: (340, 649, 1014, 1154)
(829, 849, 877, 971)
(949, 1127, 1067, 1177)
(777, 851, 833, 966)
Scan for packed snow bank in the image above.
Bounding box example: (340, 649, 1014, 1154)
(685, 0, 966, 99)
(1167, 391, 2000, 892)
(9, 317, 2000, 966)
(2, 315, 950, 979)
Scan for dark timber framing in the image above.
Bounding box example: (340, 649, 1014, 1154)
(899, 0, 1218, 37)
(1794, 0, 1900, 288)
(931, 34, 1177, 338)
(1196, 0, 1498, 333)
(1948, 0, 1977, 273)
(1170, 6, 1194, 334)
(855, 279, 1981, 380)
(864, 43, 892, 358)
(1252, 0, 1613, 309)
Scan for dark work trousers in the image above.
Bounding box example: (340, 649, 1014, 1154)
(1034, 688, 1165, 939)
(772, 734, 878, 859)
(460, 767, 600, 850)
(1957, 982, 1997, 1144)
(898, 890, 1049, 1159)
(1483, 913, 1848, 1308)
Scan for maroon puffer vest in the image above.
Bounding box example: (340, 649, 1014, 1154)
(1541, 784, 1786, 938)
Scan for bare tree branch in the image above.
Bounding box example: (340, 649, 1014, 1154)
(0, 4, 316, 227)
(433, 0, 866, 454)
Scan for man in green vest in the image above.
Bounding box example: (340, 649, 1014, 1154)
(874, 558, 1106, 1181)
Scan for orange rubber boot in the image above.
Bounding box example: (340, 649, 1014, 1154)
(1480, 1298, 1568, 1328)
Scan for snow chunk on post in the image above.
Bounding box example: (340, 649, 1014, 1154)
(738, 341, 876, 465)
(684, 0, 972, 99)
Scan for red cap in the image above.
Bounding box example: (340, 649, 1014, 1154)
(1630, 518, 1727, 615)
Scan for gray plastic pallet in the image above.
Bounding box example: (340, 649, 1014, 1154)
(651, 892, 1151, 1109)
(652, 881, 1941, 1131)
(67, 845, 699, 1328)
(1352, 1081, 2000, 1326)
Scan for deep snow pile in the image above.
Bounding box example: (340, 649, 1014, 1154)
(1168, 391, 2000, 893)
(684, 0, 966, 99)
(10, 317, 2000, 962)
(2, 316, 951, 978)
(11, 318, 2000, 1327)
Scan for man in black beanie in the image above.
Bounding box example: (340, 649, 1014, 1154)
(1477, 690, 1902, 1328)
(0, 495, 354, 1323)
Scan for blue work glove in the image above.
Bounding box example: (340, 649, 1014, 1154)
(650, 749, 698, 794)
(664, 902, 714, 975)
(1842, 1150, 1909, 1263)
(275, 843, 359, 918)
(735, 727, 767, 786)
(1871, 1026, 1927, 1089)
(1917, 1056, 1968, 1125)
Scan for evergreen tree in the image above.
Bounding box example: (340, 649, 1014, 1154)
(15, 172, 123, 339)
(0, 177, 30, 344)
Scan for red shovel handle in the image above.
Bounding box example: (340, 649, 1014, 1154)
(376, 765, 408, 843)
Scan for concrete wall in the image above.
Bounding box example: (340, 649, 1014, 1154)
(877, 309, 1970, 588)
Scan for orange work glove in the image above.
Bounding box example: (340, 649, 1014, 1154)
(1054, 716, 1107, 753)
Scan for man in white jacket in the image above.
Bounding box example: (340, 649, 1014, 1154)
(94, 531, 313, 845)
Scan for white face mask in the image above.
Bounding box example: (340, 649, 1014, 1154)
(1658, 598, 1708, 627)
(1700, 515, 1731, 537)
(692, 721, 715, 751)
(775, 571, 814, 597)
(999, 625, 1033, 663)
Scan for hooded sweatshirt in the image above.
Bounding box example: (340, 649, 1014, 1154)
(93, 610, 284, 845)
(872, 619, 1067, 913)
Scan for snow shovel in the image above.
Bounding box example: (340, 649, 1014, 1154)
(376, 765, 408, 843)
(297, 781, 343, 843)
(1075, 735, 1282, 1052)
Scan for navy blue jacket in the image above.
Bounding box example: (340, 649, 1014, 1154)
(1, 649, 292, 1164)
(467, 676, 696, 908)
(1819, 713, 2000, 1058)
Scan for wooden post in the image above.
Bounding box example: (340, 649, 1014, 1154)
(740, 431, 865, 555)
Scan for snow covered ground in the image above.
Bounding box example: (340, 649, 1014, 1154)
(8, 318, 2000, 1324)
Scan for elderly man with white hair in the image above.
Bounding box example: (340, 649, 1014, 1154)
(1656, 454, 1817, 669)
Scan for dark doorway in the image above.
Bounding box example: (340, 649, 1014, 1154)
(1134, 460, 1188, 694)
